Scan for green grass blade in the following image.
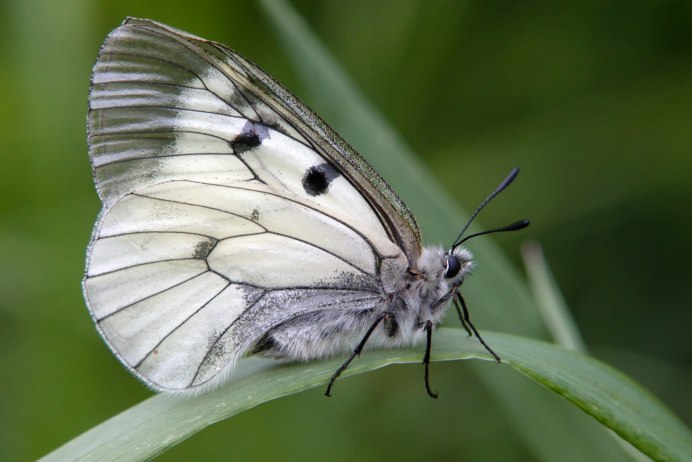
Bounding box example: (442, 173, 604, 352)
(40, 330, 692, 462)
(495, 333, 692, 462)
(39, 333, 490, 462)
(522, 241, 587, 352)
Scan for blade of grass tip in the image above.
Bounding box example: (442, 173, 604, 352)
(522, 241, 653, 461)
(257, 1, 630, 461)
(522, 241, 587, 352)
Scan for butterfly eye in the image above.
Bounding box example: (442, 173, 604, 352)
(444, 255, 461, 278)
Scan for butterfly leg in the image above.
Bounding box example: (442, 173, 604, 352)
(422, 320, 438, 398)
(453, 296, 473, 336)
(454, 290, 501, 362)
(325, 312, 387, 397)
(430, 287, 472, 336)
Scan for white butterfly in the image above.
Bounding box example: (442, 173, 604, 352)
(84, 18, 528, 397)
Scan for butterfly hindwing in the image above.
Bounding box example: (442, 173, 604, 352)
(85, 18, 417, 391)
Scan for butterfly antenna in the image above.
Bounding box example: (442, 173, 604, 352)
(451, 167, 528, 251)
(455, 219, 530, 247)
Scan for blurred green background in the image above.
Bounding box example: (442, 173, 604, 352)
(1, 0, 690, 460)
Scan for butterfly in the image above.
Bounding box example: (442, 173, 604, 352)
(84, 18, 528, 398)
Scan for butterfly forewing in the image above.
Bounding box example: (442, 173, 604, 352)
(85, 18, 418, 391)
(88, 18, 421, 256)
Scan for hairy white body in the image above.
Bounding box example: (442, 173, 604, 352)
(253, 246, 473, 361)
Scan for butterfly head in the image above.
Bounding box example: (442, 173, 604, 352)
(443, 246, 474, 285)
(435, 168, 530, 288)
(412, 169, 530, 297)
(415, 246, 474, 290)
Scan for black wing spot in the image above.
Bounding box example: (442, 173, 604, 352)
(302, 163, 340, 196)
(231, 121, 270, 154)
(251, 208, 260, 221)
(193, 239, 216, 260)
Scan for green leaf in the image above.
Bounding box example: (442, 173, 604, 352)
(497, 334, 692, 462)
(40, 330, 692, 461)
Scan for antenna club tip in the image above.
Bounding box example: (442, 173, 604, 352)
(450, 167, 526, 246)
(511, 219, 531, 230)
(501, 168, 521, 188)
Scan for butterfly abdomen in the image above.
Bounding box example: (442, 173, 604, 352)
(250, 247, 474, 363)
(252, 308, 386, 360)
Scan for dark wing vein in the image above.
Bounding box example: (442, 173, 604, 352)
(94, 153, 242, 168)
(93, 104, 247, 119)
(260, 230, 373, 277)
(89, 256, 210, 279)
(126, 25, 262, 123)
(98, 48, 235, 115)
(189, 290, 267, 386)
(182, 180, 395, 260)
(95, 268, 208, 322)
(133, 280, 234, 368)
(129, 192, 267, 231)
(131, 190, 376, 276)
